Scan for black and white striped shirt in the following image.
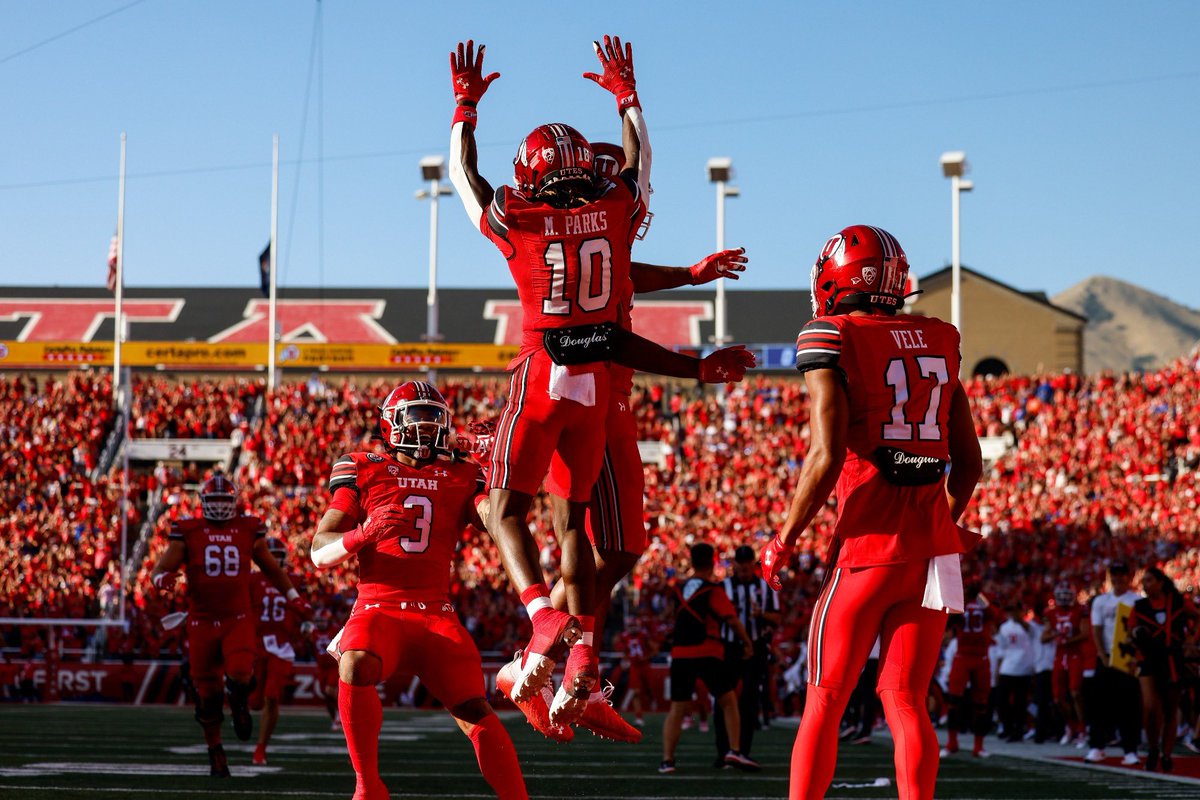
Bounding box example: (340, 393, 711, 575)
(721, 576, 780, 644)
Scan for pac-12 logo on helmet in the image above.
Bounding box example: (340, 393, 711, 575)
(378, 381, 452, 461)
(200, 474, 239, 522)
(810, 225, 910, 318)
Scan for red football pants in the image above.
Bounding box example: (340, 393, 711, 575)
(187, 613, 256, 696)
(792, 559, 948, 800)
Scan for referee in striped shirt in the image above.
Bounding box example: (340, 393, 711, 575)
(713, 545, 781, 766)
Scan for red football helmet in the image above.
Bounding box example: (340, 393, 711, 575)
(810, 225, 910, 318)
(379, 381, 451, 461)
(1053, 581, 1076, 607)
(591, 141, 652, 240)
(199, 475, 239, 522)
(514, 123, 594, 201)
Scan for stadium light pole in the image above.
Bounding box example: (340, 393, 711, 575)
(707, 157, 739, 346)
(416, 157, 452, 347)
(940, 151, 973, 333)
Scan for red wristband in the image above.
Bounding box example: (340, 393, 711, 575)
(616, 91, 640, 113)
(453, 104, 478, 128)
(341, 526, 366, 553)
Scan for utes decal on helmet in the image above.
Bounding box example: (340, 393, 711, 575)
(200, 475, 239, 522)
(513, 123, 594, 198)
(810, 224, 911, 318)
(379, 381, 452, 461)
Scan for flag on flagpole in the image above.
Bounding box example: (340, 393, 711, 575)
(259, 243, 271, 296)
(106, 234, 119, 292)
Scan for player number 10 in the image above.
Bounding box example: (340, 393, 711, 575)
(542, 237, 613, 315)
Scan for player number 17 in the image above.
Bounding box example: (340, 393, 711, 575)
(882, 355, 949, 441)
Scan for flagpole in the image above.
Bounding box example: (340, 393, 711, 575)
(268, 134, 279, 393)
(113, 133, 127, 409)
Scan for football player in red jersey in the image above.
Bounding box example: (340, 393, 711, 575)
(448, 36, 754, 728)
(309, 610, 342, 730)
(1043, 581, 1090, 745)
(249, 537, 305, 765)
(943, 583, 995, 757)
(150, 475, 308, 778)
(617, 617, 658, 727)
(761, 226, 983, 800)
(309, 381, 527, 800)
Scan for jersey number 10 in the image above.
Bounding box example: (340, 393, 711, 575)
(542, 237, 613, 315)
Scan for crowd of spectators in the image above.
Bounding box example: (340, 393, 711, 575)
(2, 351, 1198, 718)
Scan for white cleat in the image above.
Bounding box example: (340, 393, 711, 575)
(1121, 752, 1140, 766)
(1084, 748, 1105, 763)
(549, 682, 588, 727)
(510, 651, 557, 705)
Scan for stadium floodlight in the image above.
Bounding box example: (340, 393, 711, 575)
(940, 151, 973, 337)
(420, 155, 446, 182)
(416, 157, 453, 378)
(707, 158, 738, 346)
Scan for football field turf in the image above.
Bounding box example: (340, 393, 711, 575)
(1, 705, 1198, 799)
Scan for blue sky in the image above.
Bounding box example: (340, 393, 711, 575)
(3, 1, 1198, 308)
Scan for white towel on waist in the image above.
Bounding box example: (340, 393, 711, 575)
(922, 553, 965, 614)
(548, 362, 596, 406)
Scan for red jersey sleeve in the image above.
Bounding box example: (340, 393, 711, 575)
(794, 319, 843, 375)
(329, 486, 363, 525)
(709, 587, 737, 620)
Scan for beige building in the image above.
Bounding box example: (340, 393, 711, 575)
(909, 266, 1086, 376)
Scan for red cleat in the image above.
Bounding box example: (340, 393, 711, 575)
(252, 743, 267, 765)
(576, 682, 642, 743)
(511, 609, 581, 704)
(550, 645, 598, 727)
(352, 779, 390, 800)
(497, 651, 573, 744)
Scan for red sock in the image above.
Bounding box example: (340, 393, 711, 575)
(880, 689, 939, 799)
(201, 721, 222, 747)
(519, 584, 552, 623)
(947, 728, 959, 751)
(467, 714, 528, 800)
(339, 681, 384, 790)
(973, 734, 985, 753)
(578, 615, 595, 647)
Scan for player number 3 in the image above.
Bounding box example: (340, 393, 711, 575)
(399, 495, 433, 554)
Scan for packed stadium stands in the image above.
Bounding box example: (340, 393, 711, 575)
(2, 353, 1198, 741)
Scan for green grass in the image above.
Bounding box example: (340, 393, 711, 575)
(0, 705, 1194, 799)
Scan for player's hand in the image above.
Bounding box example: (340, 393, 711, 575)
(698, 345, 755, 383)
(761, 536, 793, 592)
(690, 247, 748, 285)
(151, 571, 178, 595)
(458, 419, 497, 460)
(450, 40, 500, 106)
(362, 504, 415, 543)
(741, 641, 754, 660)
(582, 35, 639, 111)
(288, 595, 313, 619)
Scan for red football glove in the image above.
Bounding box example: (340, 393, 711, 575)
(450, 40, 499, 126)
(690, 247, 748, 285)
(761, 536, 793, 592)
(151, 571, 178, 595)
(698, 345, 755, 384)
(458, 419, 497, 461)
(583, 34, 639, 112)
(287, 593, 313, 620)
(342, 504, 413, 553)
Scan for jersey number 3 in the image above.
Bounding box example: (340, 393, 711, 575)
(882, 356, 949, 441)
(542, 238, 613, 315)
(398, 495, 432, 554)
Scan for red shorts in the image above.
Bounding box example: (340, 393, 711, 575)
(187, 613, 257, 684)
(491, 353, 611, 503)
(627, 661, 653, 692)
(547, 390, 646, 554)
(251, 652, 293, 708)
(331, 603, 485, 709)
(1052, 653, 1084, 700)
(947, 654, 991, 705)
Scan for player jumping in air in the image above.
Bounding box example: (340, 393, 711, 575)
(447, 36, 754, 730)
(150, 475, 309, 778)
(761, 226, 983, 800)
(310, 381, 527, 800)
